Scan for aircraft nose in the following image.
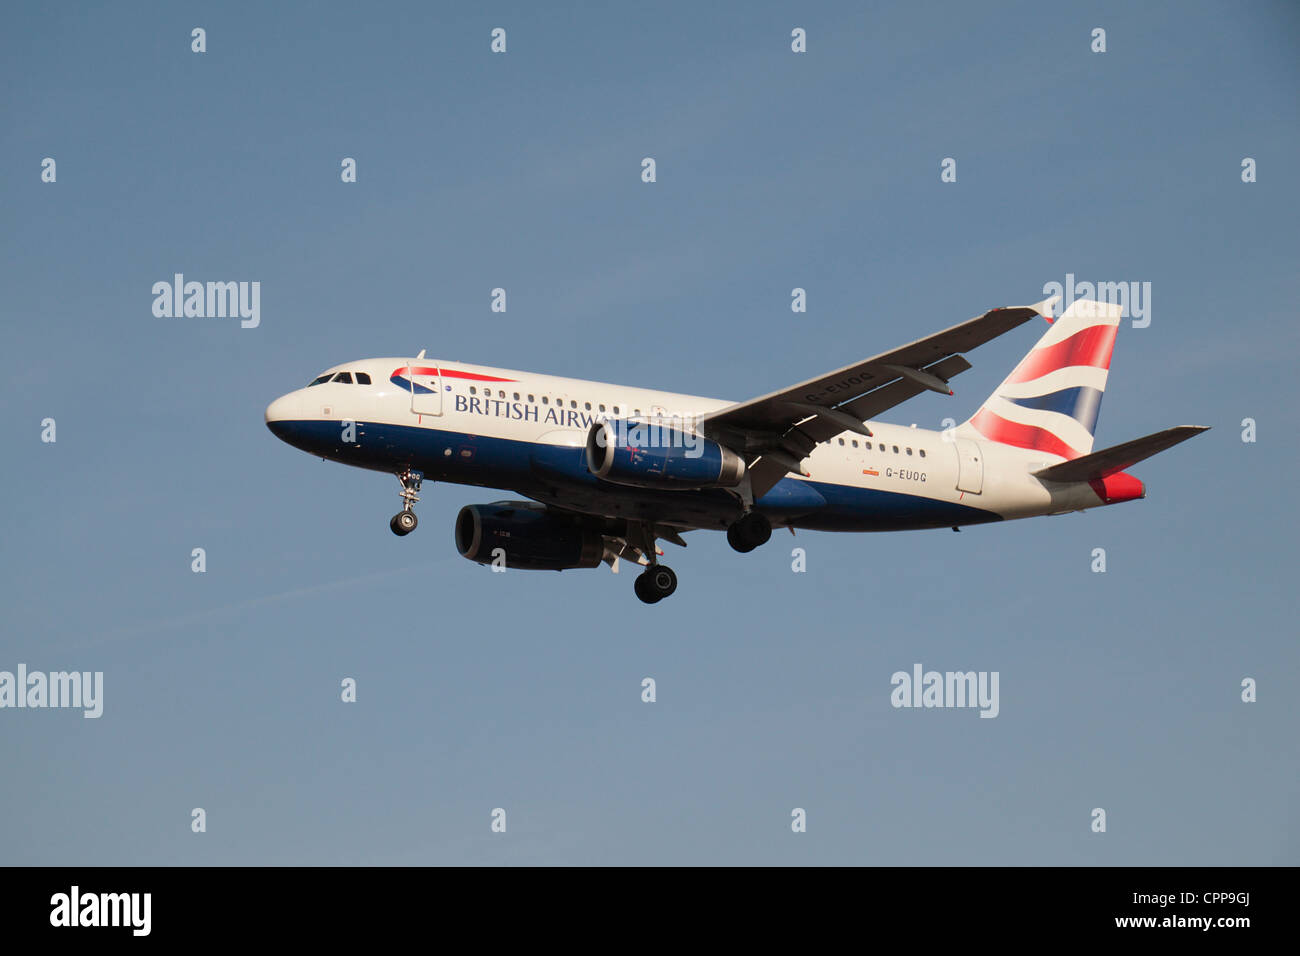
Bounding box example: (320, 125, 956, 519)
(265, 393, 299, 441)
(266, 394, 288, 423)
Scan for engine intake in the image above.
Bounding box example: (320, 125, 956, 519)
(455, 502, 604, 571)
(585, 419, 745, 490)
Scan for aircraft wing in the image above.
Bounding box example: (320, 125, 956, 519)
(699, 297, 1059, 498)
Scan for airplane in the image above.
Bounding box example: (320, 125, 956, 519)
(265, 296, 1207, 603)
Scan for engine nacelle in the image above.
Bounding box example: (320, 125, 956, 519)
(455, 502, 604, 571)
(585, 419, 746, 489)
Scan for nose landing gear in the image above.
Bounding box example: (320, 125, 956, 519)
(390, 468, 424, 536)
(390, 511, 418, 535)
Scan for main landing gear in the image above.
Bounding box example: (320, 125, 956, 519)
(634, 564, 678, 605)
(726, 512, 771, 553)
(389, 468, 424, 536)
(624, 520, 679, 605)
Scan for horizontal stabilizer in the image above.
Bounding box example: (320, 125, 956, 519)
(1033, 425, 1209, 482)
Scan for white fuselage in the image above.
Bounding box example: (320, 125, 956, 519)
(265, 357, 1113, 533)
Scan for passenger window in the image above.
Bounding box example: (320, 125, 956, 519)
(513, 392, 519, 400)
(499, 390, 506, 399)
(919, 449, 926, 458)
(599, 404, 606, 412)
(852, 440, 858, 448)
(355, 372, 371, 385)
(528, 394, 535, 402)
(893, 445, 899, 453)
(838, 438, 845, 446)
(542, 397, 548, 404)
(614, 406, 620, 415)
(333, 372, 352, 384)
(907, 448, 913, 455)
(866, 441, 873, 450)
(570, 400, 577, 408)
(470, 386, 477, 395)
(585, 402, 591, 410)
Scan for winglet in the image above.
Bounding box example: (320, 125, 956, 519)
(1031, 294, 1060, 325)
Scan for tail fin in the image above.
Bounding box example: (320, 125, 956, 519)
(958, 298, 1122, 460)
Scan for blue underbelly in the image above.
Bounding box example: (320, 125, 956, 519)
(267, 419, 999, 531)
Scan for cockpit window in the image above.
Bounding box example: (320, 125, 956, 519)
(309, 369, 369, 385)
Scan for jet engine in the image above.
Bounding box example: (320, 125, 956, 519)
(454, 502, 604, 571)
(585, 419, 745, 490)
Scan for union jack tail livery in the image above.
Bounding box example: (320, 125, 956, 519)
(961, 298, 1122, 461)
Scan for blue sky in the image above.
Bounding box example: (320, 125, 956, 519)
(1, 0, 1296, 864)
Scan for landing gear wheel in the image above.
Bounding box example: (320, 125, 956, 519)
(726, 524, 751, 553)
(390, 468, 424, 536)
(634, 565, 677, 604)
(726, 512, 772, 553)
